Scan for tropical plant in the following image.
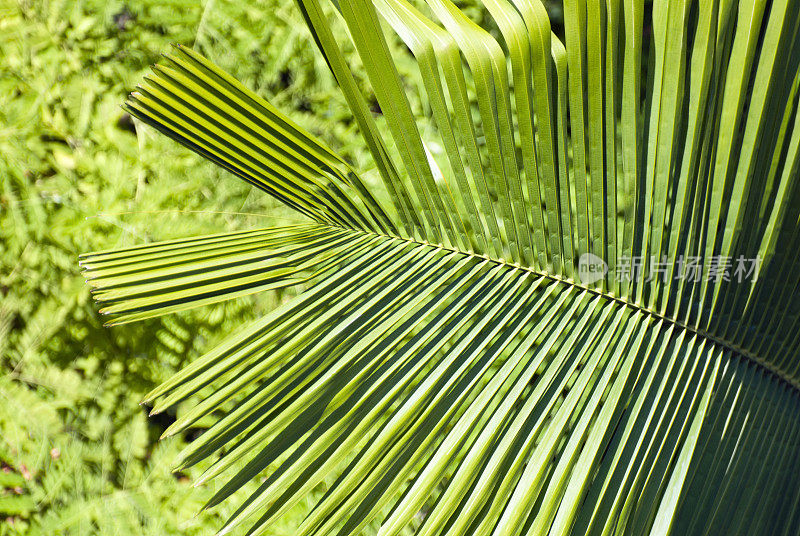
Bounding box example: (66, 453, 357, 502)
(80, 0, 800, 534)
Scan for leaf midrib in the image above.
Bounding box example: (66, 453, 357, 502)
(333, 224, 800, 392)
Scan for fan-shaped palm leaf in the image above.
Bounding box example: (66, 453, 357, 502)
(81, 0, 800, 534)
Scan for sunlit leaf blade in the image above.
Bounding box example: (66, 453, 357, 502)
(81, 1, 800, 535)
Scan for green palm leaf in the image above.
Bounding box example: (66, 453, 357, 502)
(81, 0, 800, 534)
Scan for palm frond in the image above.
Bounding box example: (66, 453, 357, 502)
(82, 0, 800, 534)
